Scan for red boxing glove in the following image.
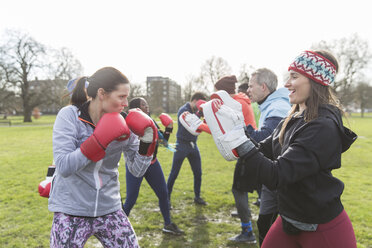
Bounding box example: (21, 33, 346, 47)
(38, 165, 56, 198)
(196, 100, 206, 111)
(196, 100, 206, 118)
(126, 108, 158, 156)
(159, 113, 173, 128)
(197, 122, 211, 134)
(80, 112, 130, 162)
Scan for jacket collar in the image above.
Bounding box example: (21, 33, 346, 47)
(76, 102, 129, 130)
(77, 102, 95, 129)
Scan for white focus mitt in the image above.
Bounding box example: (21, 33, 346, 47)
(179, 111, 202, 136)
(203, 97, 247, 161)
(210, 90, 243, 114)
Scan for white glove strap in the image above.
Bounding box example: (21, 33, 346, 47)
(140, 127, 153, 143)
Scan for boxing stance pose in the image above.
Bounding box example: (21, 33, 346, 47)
(203, 50, 357, 248)
(231, 69, 291, 246)
(49, 67, 157, 248)
(167, 92, 208, 207)
(123, 97, 183, 235)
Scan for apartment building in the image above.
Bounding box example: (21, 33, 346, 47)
(146, 76, 182, 114)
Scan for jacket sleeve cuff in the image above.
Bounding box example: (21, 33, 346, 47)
(163, 127, 173, 140)
(237, 139, 256, 157)
(138, 141, 151, 155)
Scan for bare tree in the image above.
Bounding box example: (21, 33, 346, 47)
(0, 30, 48, 122)
(311, 34, 372, 106)
(198, 56, 232, 93)
(237, 64, 255, 84)
(182, 74, 200, 102)
(0, 64, 23, 115)
(0, 71, 16, 115)
(0, 30, 83, 121)
(49, 47, 83, 80)
(129, 82, 146, 100)
(353, 82, 372, 117)
(38, 48, 83, 113)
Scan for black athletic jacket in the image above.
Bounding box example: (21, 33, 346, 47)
(237, 104, 357, 224)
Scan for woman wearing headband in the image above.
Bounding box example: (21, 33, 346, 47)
(212, 50, 357, 247)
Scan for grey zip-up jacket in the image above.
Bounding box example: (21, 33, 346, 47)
(48, 105, 152, 217)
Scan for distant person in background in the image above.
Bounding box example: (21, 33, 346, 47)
(238, 81, 261, 152)
(167, 92, 208, 207)
(123, 97, 184, 235)
(237, 82, 262, 207)
(233, 68, 291, 246)
(215, 75, 257, 129)
(214, 75, 258, 243)
(49, 67, 158, 247)
(238, 82, 249, 96)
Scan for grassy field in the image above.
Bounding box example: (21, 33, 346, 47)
(0, 114, 371, 247)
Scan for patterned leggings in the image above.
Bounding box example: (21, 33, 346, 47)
(50, 210, 139, 248)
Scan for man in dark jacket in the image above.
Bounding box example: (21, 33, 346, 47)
(229, 68, 291, 245)
(167, 92, 208, 208)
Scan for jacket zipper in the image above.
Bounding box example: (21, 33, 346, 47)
(93, 160, 103, 217)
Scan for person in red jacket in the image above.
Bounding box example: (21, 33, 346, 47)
(215, 76, 257, 129)
(214, 75, 257, 243)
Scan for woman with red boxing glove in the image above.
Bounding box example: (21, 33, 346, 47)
(49, 67, 157, 247)
(122, 97, 184, 235)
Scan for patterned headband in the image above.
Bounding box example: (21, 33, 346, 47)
(288, 51, 336, 86)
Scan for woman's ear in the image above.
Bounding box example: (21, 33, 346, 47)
(262, 83, 270, 94)
(97, 88, 105, 100)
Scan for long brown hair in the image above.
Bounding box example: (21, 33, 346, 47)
(279, 50, 342, 144)
(69, 67, 129, 107)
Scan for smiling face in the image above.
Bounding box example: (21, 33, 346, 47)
(101, 83, 130, 113)
(285, 70, 311, 111)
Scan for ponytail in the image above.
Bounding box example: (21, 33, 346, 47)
(64, 67, 129, 107)
(70, 77, 89, 107)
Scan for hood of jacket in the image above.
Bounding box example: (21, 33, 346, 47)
(234, 92, 252, 105)
(318, 104, 357, 153)
(260, 88, 290, 114)
(258, 88, 291, 129)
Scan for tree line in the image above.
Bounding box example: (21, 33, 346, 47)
(0, 30, 82, 122)
(1, 30, 372, 122)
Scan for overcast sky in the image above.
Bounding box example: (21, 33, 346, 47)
(1, 0, 371, 87)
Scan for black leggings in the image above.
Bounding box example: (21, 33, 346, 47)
(257, 212, 278, 246)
